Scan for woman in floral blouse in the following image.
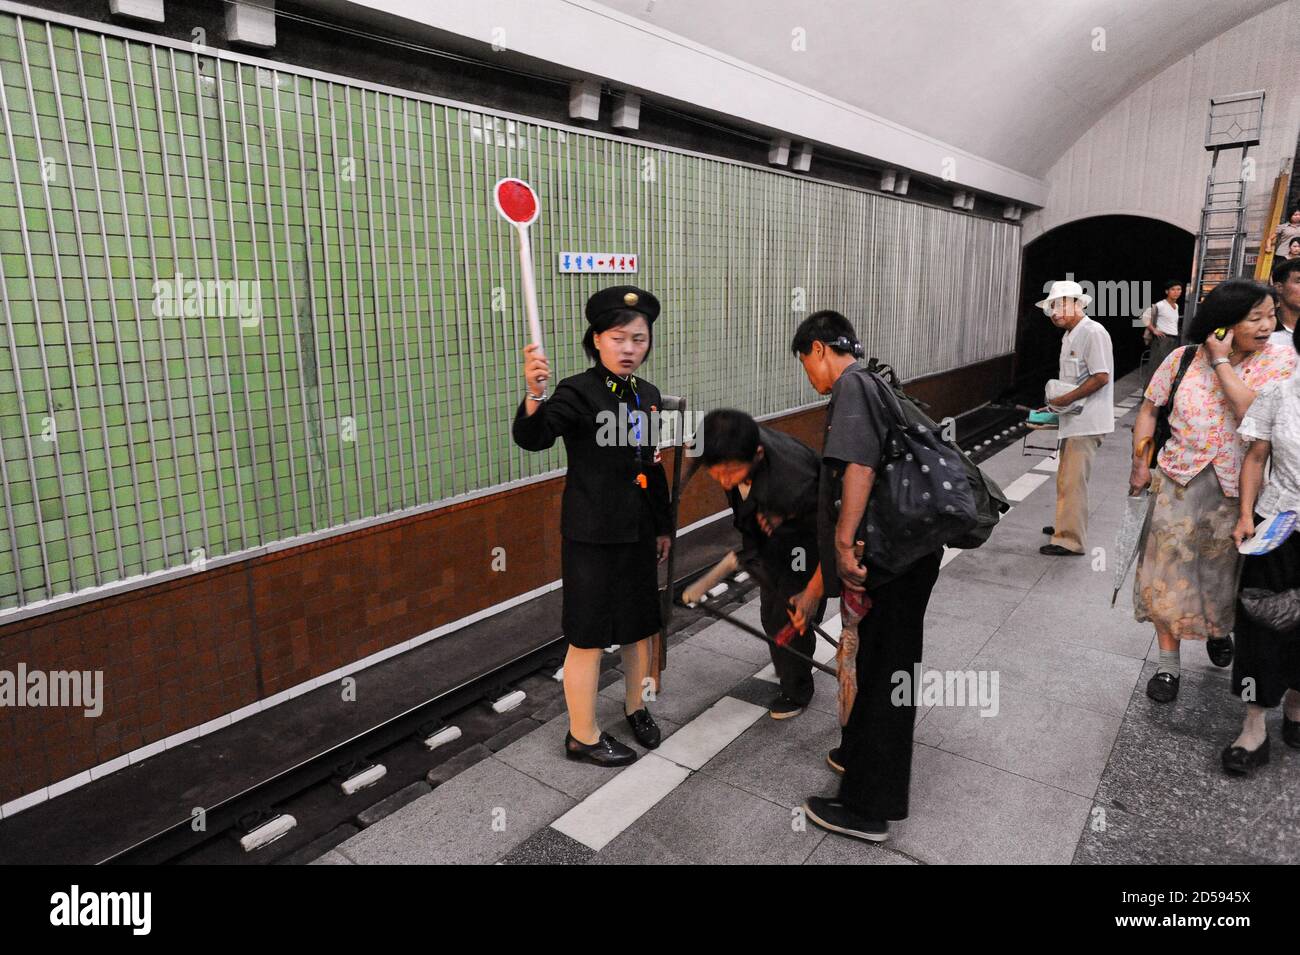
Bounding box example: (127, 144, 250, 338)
(1130, 279, 1297, 703)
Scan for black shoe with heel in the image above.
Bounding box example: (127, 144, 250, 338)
(1221, 736, 1270, 776)
(565, 731, 637, 767)
(624, 708, 661, 749)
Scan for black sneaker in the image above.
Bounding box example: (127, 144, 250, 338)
(1146, 671, 1180, 703)
(769, 695, 804, 720)
(803, 797, 888, 842)
(826, 748, 845, 775)
(1206, 635, 1234, 668)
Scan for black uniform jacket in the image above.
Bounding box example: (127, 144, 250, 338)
(727, 426, 822, 601)
(512, 364, 673, 544)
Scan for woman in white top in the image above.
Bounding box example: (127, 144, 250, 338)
(1227, 334, 1300, 776)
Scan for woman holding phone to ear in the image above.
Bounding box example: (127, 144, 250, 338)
(512, 286, 672, 767)
(1130, 279, 1295, 705)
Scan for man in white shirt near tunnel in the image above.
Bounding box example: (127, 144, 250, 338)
(1038, 279, 1115, 556)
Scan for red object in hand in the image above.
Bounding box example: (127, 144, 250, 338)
(841, 589, 872, 619)
(495, 178, 538, 225)
(773, 622, 798, 647)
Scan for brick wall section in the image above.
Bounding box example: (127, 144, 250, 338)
(0, 355, 1010, 803)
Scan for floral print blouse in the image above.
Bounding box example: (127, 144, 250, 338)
(1143, 342, 1296, 497)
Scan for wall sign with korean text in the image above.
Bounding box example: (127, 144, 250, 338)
(558, 252, 638, 273)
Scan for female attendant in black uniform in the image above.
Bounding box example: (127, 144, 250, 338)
(512, 286, 673, 767)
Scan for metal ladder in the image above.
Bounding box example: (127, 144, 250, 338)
(1186, 91, 1265, 324)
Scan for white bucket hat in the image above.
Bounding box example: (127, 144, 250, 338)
(1035, 279, 1092, 312)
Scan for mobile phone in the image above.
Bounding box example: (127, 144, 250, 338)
(1214, 327, 1228, 340)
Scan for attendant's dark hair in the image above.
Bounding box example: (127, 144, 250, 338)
(1184, 279, 1277, 343)
(583, 308, 653, 362)
(789, 310, 864, 356)
(698, 409, 760, 466)
(1273, 255, 1300, 285)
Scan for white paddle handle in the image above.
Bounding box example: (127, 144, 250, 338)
(515, 224, 544, 357)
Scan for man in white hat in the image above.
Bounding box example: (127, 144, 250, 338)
(1036, 279, 1114, 556)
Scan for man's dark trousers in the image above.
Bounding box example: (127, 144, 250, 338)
(759, 586, 826, 706)
(838, 551, 942, 820)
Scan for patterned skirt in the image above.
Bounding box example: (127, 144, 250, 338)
(1133, 466, 1240, 641)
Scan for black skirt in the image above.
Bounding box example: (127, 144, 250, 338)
(1232, 518, 1300, 709)
(561, 504, 661, 650)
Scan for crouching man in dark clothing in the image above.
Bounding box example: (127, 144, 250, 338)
(698, 409, 827, 719)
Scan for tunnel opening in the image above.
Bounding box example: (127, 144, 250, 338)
(1010, 215, 1196, 406)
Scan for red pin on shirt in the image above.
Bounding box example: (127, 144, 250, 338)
(494, 178, 544, 356)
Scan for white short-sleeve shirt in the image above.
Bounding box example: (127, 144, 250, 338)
(1153, 300, 1179, 336)
(1058, 316, 1115, 438)
(1239, 376, 1300, 516)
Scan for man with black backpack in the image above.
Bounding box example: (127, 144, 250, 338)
(790, 310, 946, 844)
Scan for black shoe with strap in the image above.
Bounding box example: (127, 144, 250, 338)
(565, 731, 637, 767)
(1206, 635, 1234, 668)
(1146, 671, 1180, 703)
(624, 708, 661, 748)
(1221, 736, 1270, 776)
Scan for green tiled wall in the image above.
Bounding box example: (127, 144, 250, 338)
(0, 13, 1021, 611)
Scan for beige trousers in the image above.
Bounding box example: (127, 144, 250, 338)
(1052, 435, 1103, 553)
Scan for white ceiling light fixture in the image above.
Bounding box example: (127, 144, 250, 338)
(768, 136, 791, 166)
(611, 92, 641, 130)
(227, 0, 277, 48)
(792, 142, 813, 172)
(569, 78, 601, 122)
(109, 0, 164, 22)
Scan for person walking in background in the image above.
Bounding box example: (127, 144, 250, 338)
(1130, 279, 1297, 704)
(1272, 256, 1300, 349)
(1038, 280, 1114, 556)
(1265, 209, 1300, 263)
(696, 409, 826, 720)
(1141, 279, 1182, 385)
(1227, 333, 1300, 776)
